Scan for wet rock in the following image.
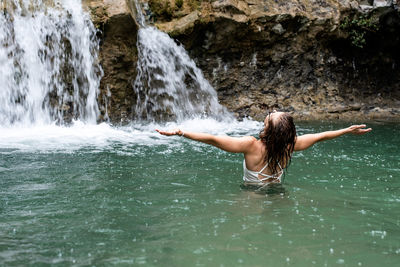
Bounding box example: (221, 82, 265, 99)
(374, 0, 393, 7)
(157, 10, 200, 35)
(272, 23, 285, 35)
(84, 0, 139, 124)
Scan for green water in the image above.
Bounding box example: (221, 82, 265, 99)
(1, 122, 399, 266)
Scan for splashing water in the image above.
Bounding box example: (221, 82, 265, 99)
(0, 0, 102, 126)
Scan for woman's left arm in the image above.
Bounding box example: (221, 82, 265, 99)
(294, 124, 372, 151)
(155, 129, 256, 153)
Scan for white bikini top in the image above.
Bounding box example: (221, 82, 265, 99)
(242, 160, 283, 184)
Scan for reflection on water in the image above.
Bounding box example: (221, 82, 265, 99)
(0, 121, 399, 266)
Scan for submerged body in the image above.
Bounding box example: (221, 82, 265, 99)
(242, 160, 283, 185)
(156, 111, 371, 186)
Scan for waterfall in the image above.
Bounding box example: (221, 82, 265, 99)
(133, 1, 231, 122)
(0, 0, 102, 126)
(0, 0, 231, 126)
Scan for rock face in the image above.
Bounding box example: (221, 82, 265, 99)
(84, 0, 139, 123)
(86, 0, 400, 122)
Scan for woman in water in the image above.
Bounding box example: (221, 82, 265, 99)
(156, 111, 372, 186)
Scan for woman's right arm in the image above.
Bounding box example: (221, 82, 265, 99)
(155, 129, 256, 153)
(294, 124, 372, 151)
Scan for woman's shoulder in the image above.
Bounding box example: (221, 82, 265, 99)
(242, 136, 258, 143)
(241, 136, 261, 151)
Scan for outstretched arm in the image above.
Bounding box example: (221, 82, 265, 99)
(155, 129, 256, 153)
(294, 124, 372, 151)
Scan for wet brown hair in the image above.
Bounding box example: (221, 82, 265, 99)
(259, 112, 296, 174)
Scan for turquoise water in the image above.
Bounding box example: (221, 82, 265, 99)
(0, 121, 399, 266)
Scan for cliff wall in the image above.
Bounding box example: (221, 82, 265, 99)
(85, 0, 400, 122)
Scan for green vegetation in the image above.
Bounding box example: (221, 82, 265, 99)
(175, 0, 183, 9)
(188, 0, 200, 10)
(340, 14, 379, 48)
(149, 0, 174, 21)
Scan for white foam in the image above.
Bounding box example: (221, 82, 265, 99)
(0, 118, 263, 153)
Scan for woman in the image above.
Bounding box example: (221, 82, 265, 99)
(156, 111, 372, 186)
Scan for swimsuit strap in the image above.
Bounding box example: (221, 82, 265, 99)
(257, 160, 283, 180)
(258, 170, 283, 180)
(258, 158, 283, 174)
(258, 160, 270, 173)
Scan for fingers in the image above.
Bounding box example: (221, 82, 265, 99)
(155, 129, 170, 135)
(155, 129, 165, 134)
(155, 129, 180, 136)
(349, 124, 372, 135)
(350, 124, 366, 130)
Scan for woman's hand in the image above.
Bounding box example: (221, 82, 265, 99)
(346, 125, 372, 135)
(155, 129, 184, 136)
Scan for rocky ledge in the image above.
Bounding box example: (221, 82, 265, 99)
(86, 0, 400, 122)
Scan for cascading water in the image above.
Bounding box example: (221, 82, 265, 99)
(0, 0, 251, 153)
(0, 0, 102, 126)
(133, 0, 232, 122)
